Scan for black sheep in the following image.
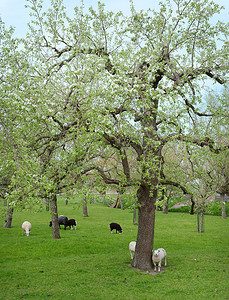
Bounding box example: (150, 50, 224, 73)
(49, 215, 68, 229)
(64, 219, 77, 230)
(110, 222, 123, 234)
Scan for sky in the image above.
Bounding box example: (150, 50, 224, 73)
(0, 0, 229, 38)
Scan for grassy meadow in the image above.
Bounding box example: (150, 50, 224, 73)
(0, 199, 228, 300)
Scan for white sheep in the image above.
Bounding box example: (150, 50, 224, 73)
(22, 221, 32, 236)
(152, 248, 167, 272)
(129, 241, 136, 259)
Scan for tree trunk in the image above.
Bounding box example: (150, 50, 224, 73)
(220, 194, 227, 219)
(199, 212, 204, 233)
(120, 199, 124, 210)
(132, 183, 156, 270)
(133, 207, 138, 225)
(160, 187, 168, 214)
(111, 197, 119, 208)
(118, 190, 124, 210)
(197, 209, 204, 233)
(83, 197, 89, 217)
(163, 201, 168, 214)
(190, 197, 195, 215)
(4, 207, 14, 228)
(50, 194, 60, 239)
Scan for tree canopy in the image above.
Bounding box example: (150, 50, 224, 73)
(0, 0, 229, 270)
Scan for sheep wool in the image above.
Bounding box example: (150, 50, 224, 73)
(22, 221, 32, 236)
(129, 241, 136, 259)
(152, 248, 167, 272)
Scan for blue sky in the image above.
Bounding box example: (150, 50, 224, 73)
(0, 0, 228, 38)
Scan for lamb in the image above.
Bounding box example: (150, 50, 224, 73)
(64, 219, 77, 230)
(109, 222, 123, 234)
(22, 221, 32, 236)
(49, 215, 68, 229)
(129, 241, 136, 259)
(152, 248, 167, 272)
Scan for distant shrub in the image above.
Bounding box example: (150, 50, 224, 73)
(169, 206, 190, 213)
(168, 200, 229, 216)
(205, 201, 229, 216)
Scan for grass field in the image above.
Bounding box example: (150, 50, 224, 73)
(0, 200, 228, 300)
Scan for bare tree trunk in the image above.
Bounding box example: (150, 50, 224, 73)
(83, 197, 89, 217)
(160, 187, 168, 214)
(133, 206, 138, 225)
(132, 184, 156, 270)
(190, 197, 195, 215)
(197, 209, 204, 233)
(120, 199, 124, 210)
(118, 190, 124, 210)
(199, 212, 204, 232)
(4, 207, 14, 228)
(220, 194, 227, 219)
(163, 201, 168, 214)
(50, 194, 60, 239)
(111, 196, 119, 208)
(197, 209, 200, 232)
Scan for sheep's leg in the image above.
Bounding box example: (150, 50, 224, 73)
(158, 261, 161, 272)
(153, 263, 157, 272)
(130, 251, 133, 259)
(164, 256, 167, 266)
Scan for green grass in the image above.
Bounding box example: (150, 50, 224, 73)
(0, 200, 229, 300)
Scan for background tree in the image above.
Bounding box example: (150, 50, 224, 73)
(207, 88, 229, 219)
(163, 86, 229, 228)
(217, 156, 229, 219)
(0, 18, 98, 236)
(0, 24, 31, 227)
